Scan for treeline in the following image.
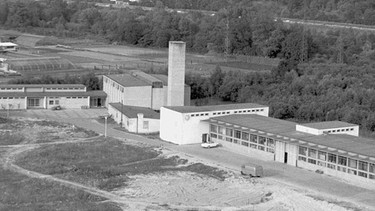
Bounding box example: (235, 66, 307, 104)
(8, 73, 102, 91)
(1, 0, 375, 69)
(135, 0, 375, 26)
(187, 64, 375, 136)
(282, 0, 375, 25)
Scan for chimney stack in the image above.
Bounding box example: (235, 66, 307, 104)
(167, 41, 186, 106)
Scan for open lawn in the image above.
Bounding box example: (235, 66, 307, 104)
(15, 138, 227, 191)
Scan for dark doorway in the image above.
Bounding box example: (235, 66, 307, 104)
(202, 133, 208, 143)
(284, 152, 288, 164)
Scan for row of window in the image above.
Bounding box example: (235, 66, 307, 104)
(66, 97, 88, 99)
(298, 146, 375, 179)
(210, 124, 275, 154)
(325, 128, 354, 133)
(0, 97, 25, 99)
(190, 109, 265, 118)
(0, 88, 22, 90)
(46, 87, 84, 90)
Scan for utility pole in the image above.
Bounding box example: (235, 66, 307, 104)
(120, 100, 123, 127)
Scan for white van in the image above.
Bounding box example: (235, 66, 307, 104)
(241, 163, 263, 177)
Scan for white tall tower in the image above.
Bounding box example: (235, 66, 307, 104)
(167, 41, 186, 106)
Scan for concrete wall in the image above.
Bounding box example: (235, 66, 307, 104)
(167, 41, 185, 107)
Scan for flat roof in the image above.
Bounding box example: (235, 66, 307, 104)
(210, 114, 375, 158)
(0, 42, 18, 46)
(109, 103, 160, 119)
(0, 84, 86, 88)
(164, 103, 268, 113)
(300, 121, 358, 130)
(0, 91, 106, 97)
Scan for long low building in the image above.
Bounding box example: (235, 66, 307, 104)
(108, 103, 160, 134)
(207, 114, 374, 188)
(0, 84, 106, 109)
(160, 103, 375, 188)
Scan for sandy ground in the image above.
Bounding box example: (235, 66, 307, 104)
(109, 150, 361, 211)
(113, 171, 355, 211)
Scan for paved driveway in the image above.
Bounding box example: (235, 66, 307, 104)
(10, 108, 375, 210)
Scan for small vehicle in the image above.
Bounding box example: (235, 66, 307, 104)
(51, 105, 62, 110)
(241, 163, 263, 177)
(201, 142, 220, 148)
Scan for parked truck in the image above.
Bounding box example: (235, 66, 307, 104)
(240, 163, 264, 177)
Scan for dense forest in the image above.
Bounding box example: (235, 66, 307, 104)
(1, 0, 375, 136)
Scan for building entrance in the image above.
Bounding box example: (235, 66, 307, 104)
(284, 152, 288, 163)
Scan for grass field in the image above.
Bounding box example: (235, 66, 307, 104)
(15, 138, 227, 191)
(0, 117, 97, 145)
(0, 168, 121, 211)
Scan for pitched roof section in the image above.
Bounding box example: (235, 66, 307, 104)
(109, 103, 160, 119)
(300, 121, 358, 129)
(106, 71, 166, 87)
(164, 103, 268, 113)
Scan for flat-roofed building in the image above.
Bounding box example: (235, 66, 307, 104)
(103, 71, 190, 111)
(0, 84, 106, 110)
(206, 114, 375, 188)
(160, 103, 269, 145)
(108, 103, 160, 134)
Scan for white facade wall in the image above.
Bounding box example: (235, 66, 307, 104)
(160, 106, 269, 145)
(54, 97, 89, 109)
(0, 97, 26, 110)
(152, 87, 165, 110)
(296, 125, 359, 136)
(160, 108, 184, 144)
(108, 104, 160, 134)
(124, 86, 152, 107)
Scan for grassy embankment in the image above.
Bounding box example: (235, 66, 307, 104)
(0, 167, 121, 211)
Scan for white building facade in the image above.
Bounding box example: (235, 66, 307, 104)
(0, 84, 106, 110)
(207, 115, 375, 188)
(160, 103, 269, 145)
(108, 103, 160, 134)
(103, 71, 190, 111)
